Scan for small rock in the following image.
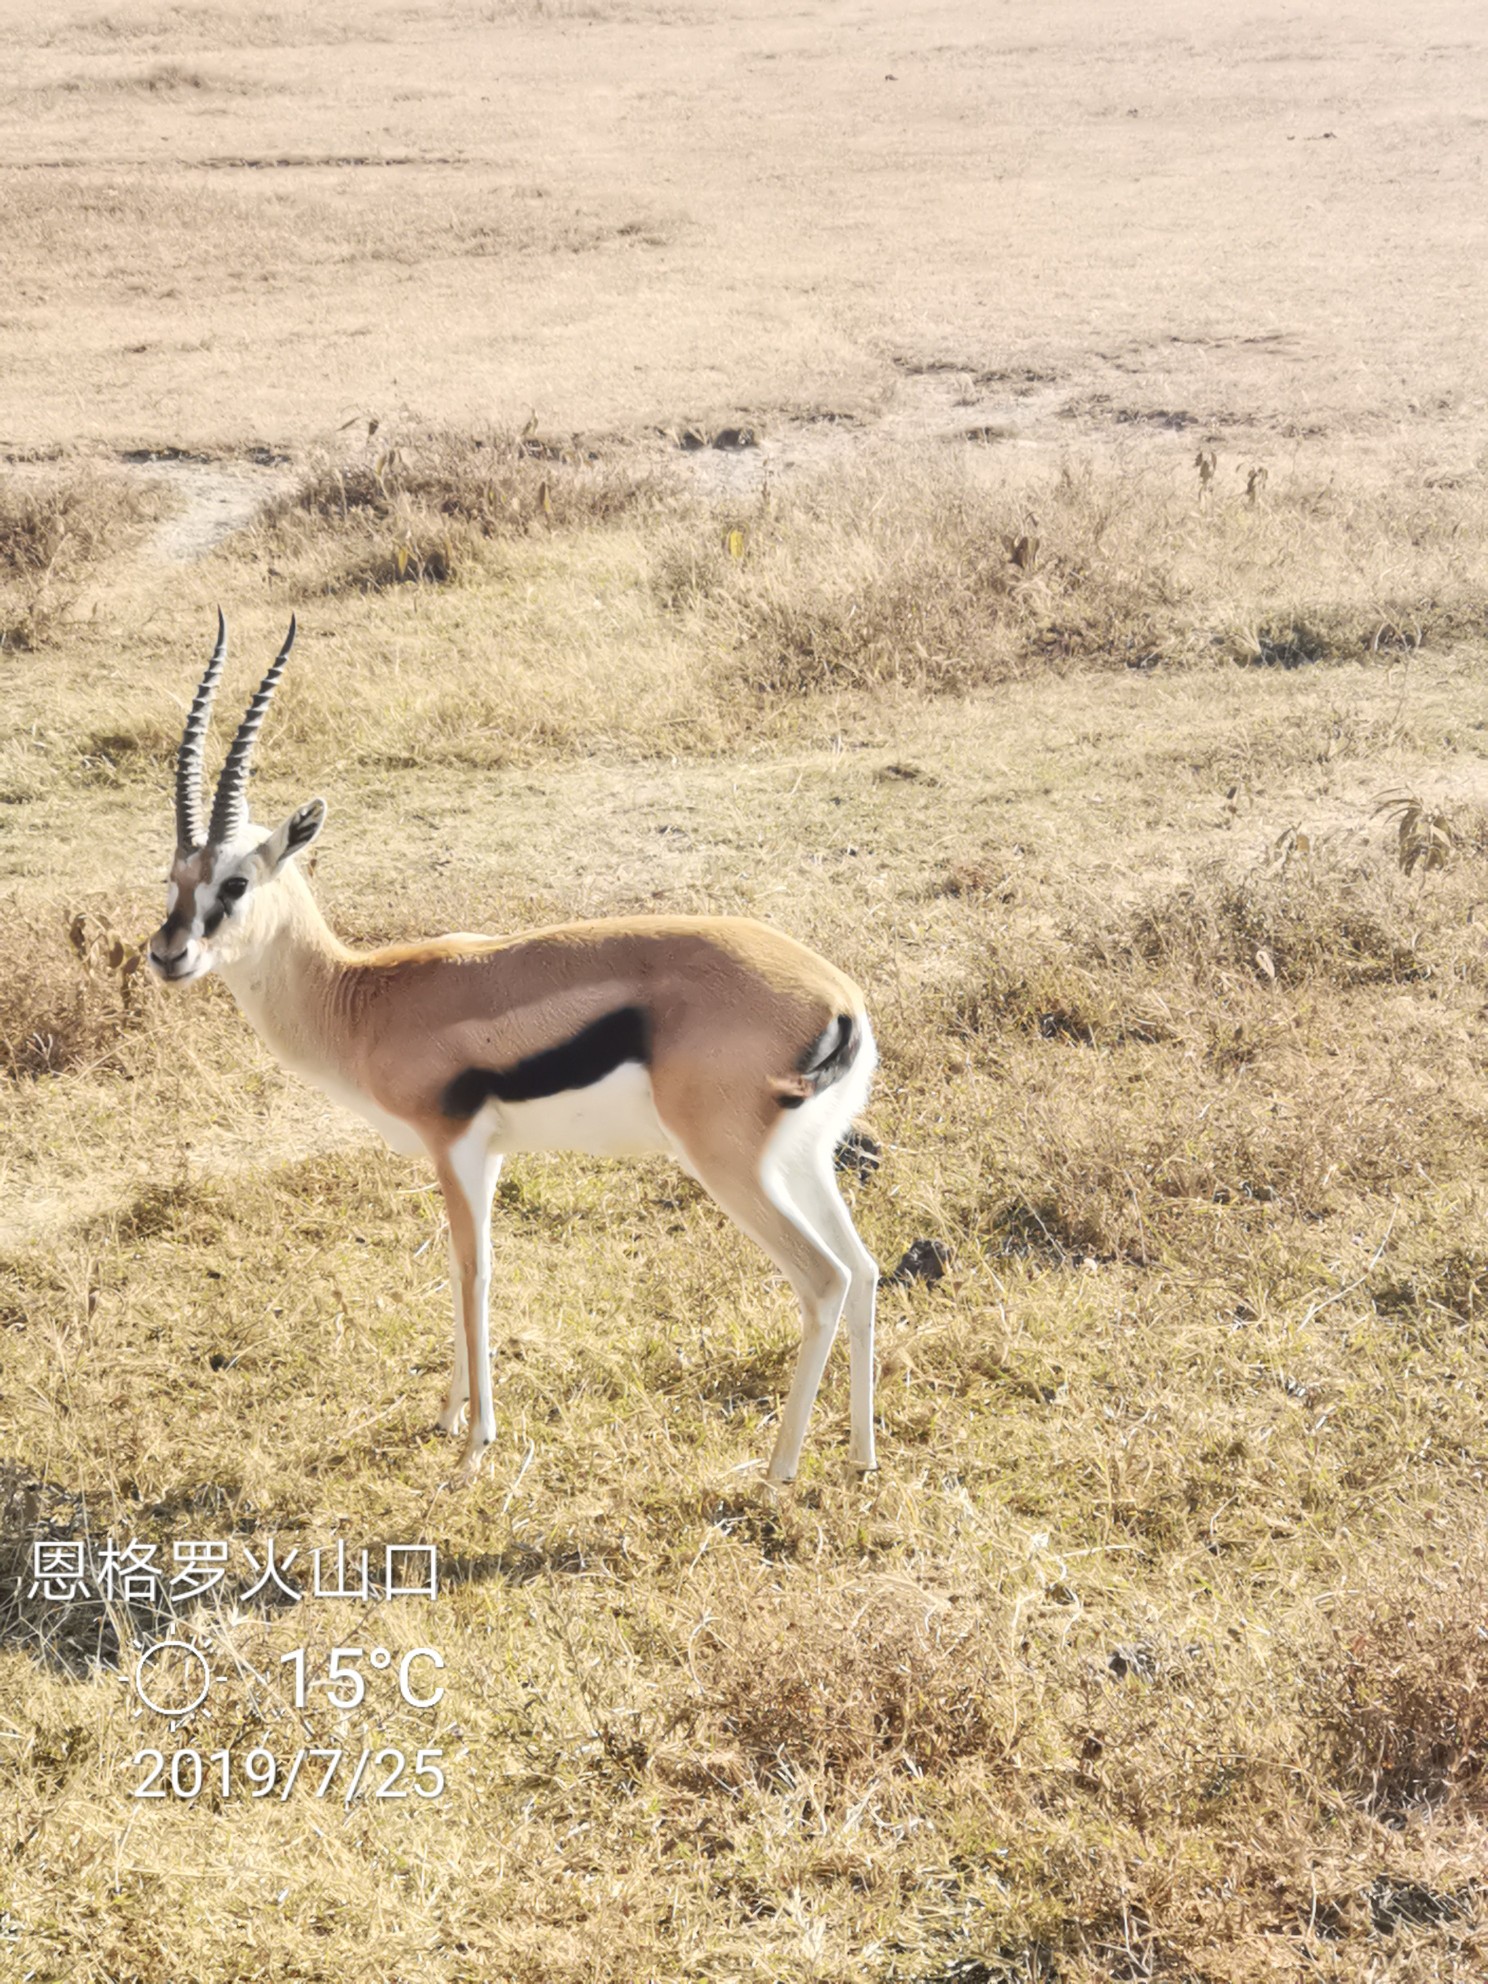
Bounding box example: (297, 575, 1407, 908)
(835, 1129, 882, 1182)
(1108, 1642, 1160, 1682)
(885, 1238, 951, 1287)
(1368, 1878, 1471, 1933)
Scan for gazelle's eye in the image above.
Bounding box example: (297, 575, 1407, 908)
(220, 876, 249, 904)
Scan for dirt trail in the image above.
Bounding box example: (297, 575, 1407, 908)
(120, 453, 297, 562)
(137, 454, 299, 563)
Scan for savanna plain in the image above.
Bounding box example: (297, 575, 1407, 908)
(3, 2, 1488, 1979)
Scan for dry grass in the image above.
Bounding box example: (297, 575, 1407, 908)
(681, 1576, 1020, 1794)
(0, 469, 164, 648)
(1308, 1544, 1488, 1818)
(6, 0, 1488, 459)
(4, 484, 1488, 1973)
(5, 0, 1488, 1973)
(661, 459, 1488, 696)
(253, 428, 663, 594)
(0, 907, 152, 1078)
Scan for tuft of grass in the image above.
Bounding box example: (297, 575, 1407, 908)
(0, 469, 164, 647)
(682, 1576, 1019, 1793)
(0, 909, 154, 1079)
(1092, 859, 1457, 990)
(680, 460, 1173, 694)
(254, 430, 664, 595)
(1308, 1546, 1488, 1815)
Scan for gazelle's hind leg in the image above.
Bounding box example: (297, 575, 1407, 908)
(713, 1168, 850, 1484)
(761, 1029, 880, 1473)
(666, 1117, 850, 1484)
(655, 1017, 878, 1482)
(778, 1149, 878, 1471)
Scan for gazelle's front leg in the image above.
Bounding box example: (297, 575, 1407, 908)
(436, 1130, 503, 1485)
(435, 1229, 470, 1435)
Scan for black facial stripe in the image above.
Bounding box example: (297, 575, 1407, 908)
(442, 1006, 651, 1119)
(201, 903, 228, 939)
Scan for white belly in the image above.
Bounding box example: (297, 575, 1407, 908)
(483, 1060, 672, 1156)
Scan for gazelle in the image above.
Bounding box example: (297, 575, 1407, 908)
(149, 615, 879, 1487)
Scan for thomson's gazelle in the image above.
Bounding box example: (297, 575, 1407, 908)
(150, 616, 879, 1486)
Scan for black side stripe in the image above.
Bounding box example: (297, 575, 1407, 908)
(441, 1005, 651, 1119)
(778, 1011, 859, 1110)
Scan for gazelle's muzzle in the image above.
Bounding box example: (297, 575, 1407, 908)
(148, 918, 205, 984)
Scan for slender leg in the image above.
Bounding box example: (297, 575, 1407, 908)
(783, 1152, 879, 1472)
(435, 1230, 469, 1435)
(768, 1229, 850, 1483)
(437, 1131, 503, 1487)
(679, 1148, 851, 1484)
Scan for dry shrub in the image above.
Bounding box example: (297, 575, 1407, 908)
(0, 470, 162, 647)
(951, 955, 1181, 1048)
(1095, 860, 1446, 990)
(1233, 617, 1334, 669)
(682, 1577, 1017, 1792)
(257, 429, 663, 594)
(662, 455, 1488, 697)
(0, 910, 153, 1079)
(990, 1045, 1432, 1266)
(648, 526, 737, 613)
(687, 460, 1178, 695)
(1307, 1545, 1488, 1814)
(322, 518, 477, 594)
(1064, 1636, 1283, 1834)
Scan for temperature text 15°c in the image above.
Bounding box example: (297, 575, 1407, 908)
(278, 1645, 445, 1710)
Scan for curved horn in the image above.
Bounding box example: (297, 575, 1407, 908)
(208, 616, 297, 846)
(175, 608, 228, 851)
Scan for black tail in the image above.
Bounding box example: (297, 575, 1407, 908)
(777, 1011, 860, 1109)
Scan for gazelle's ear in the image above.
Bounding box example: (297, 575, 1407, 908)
(261, 798, 326, 873)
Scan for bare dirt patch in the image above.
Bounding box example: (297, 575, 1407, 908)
(1, 0, 1484, 464)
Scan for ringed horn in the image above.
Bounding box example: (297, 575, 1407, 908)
(173, 612, 297, 852)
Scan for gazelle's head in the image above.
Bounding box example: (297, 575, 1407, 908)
(150, 613, 326, 987)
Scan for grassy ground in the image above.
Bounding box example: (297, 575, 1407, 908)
(4, 0, 1488, 1976)
(2, 433, 1487, 1980)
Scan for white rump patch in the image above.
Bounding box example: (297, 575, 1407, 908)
(762, 1015, 878, 1196)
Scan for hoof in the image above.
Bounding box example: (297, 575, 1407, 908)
(435, 1402, 468, 1437)
(451, 1444, 488, 1489)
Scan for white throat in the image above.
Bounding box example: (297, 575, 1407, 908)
(217, 875, 348, 1089)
